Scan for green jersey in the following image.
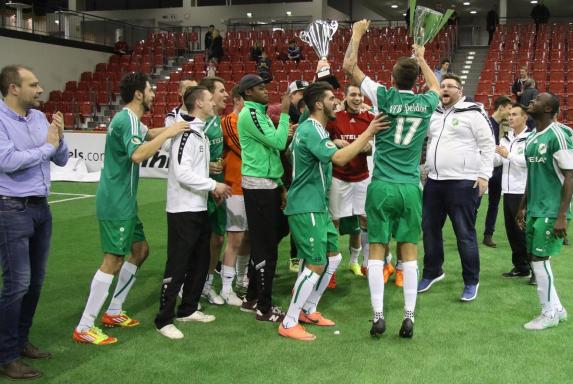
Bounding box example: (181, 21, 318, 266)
(525, 122, 573, 218)
(360, 76, 439, 184)
(285, 118, 338, 215)
(96, 108, 146, 220)
(204, 115, 223, 162)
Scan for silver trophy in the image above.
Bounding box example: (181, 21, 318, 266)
(299, 20, 339, 87)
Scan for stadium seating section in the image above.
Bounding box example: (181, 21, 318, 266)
(40, 27, 454, 130)
(475, 23, 573, 125)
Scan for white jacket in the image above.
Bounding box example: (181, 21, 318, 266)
(426, 97, 495, 181)
(493, 128, 530, 194)
(166, 115, 216, 213)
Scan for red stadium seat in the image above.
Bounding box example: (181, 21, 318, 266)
(63, 113, 75, 129)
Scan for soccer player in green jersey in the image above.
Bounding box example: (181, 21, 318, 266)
(279, 82, 388, 341)
(343, 19, 441, 338)
(73, 73, 189, 345)
(517, 93, 573, 330)
(198, 77, 229, 305)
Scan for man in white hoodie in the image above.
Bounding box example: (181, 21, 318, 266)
(418, 73, 495, 302)
(154, 86, 231, 340)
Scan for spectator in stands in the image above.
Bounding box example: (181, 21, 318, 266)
(208, 29, 224, 63)
(531, 0, 550, 29)
(419, 73, 495, 301)
(494, 103, 531, 279)
(483, 96, 512, 248)
(250, 41, 263, 61)
(486, 6, 499, 45)
(257, 51, 272, 80)
(447, 4, 458, 26)
(165, 76, 198, 127)
(521, 78, 539, 109)
(512, 66, 530, 104)
(0, 65, 68, 380)
(114, 36, 129, 55)
(205, 24, 214, 51)
(287, 40, 301, 62)
(434, 59, 450, 83)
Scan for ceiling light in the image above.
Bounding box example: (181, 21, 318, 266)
(54, 19, 59, 24)
(286, 11, 292, 16)
(391, 4, 398, 8)
(463, 2, 470, 5)
(470, 10, 477, 14)
(403, 13, 407, 16)
(530, 0, 538, 3)
(246, 12, 252, 18)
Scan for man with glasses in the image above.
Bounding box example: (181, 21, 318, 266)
(418, 73, 495, 302)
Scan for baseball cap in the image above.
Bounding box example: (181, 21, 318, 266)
(237, 74, 271, 95)
(288, 80, 309, 93)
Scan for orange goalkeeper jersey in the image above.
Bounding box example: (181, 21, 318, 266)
(222, 112, 243, 195)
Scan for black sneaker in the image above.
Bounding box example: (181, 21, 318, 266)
(370, 318, 386, 338)
(240, 298, 257, 313)
(256, 306, 285, 322)
(502, 268, 531, 278)
(399, 318, 414, 338)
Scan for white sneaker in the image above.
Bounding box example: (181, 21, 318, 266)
(157, 324, 184, 339)
(556, 307, 568, 322)
(176, 311, 216, 323)
(523, 313, 559, 330)
(220, 290, 242, 306)
(202, 288, 224, 305)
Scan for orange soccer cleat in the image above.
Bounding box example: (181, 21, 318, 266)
(299, 311, 335, 326)
(383, 262, 395, 284)
(327, 272, 337, 289)
(72, 327, 117, 345)
(395, 269, 404, 287)
(101, 312, 140, 328)
(278, 324, 316, 341)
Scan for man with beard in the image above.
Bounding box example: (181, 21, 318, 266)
(326, 84, 373, 278)
(73, 73, 189, 345)
(344, 20, 441, 338)
(517, 93, 571, 330)
(418, 73, 495, 302)
(279, 82, 388, 341)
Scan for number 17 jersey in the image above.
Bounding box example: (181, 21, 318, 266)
(360, 76, 439, 184)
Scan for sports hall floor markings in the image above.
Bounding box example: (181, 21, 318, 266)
(49, 192, 95, 204)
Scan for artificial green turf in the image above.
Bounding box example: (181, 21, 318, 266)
(15, 179, 573, 383)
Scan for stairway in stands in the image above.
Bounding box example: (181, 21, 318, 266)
(452, 47, 488, 100)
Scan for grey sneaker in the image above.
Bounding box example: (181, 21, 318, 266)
(523, 313, 559, 330)
(176, 310, 216, 323)
(202, 288, 224, 305)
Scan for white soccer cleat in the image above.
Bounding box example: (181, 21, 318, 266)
(523, 313, 559, 330)
(556, 307, 568, 322)
(176, 311, 216, 323)
(202, 288, 224, 305)
(157, 324, 184, 339)
(220, 290, 242, 306)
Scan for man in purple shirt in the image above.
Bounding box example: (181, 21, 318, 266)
(0, 65, 68, 381)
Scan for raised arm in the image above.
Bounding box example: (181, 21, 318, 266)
(343, 19, 369, 86)
(413, 44, 440, 94)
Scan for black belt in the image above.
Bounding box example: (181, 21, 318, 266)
(0, 195, 47, 204)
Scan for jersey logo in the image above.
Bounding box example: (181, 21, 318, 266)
(452, 118, 459, 126)
(518, 147, 524, 154)
(131, 137, 142, 145)
(326, 141, 336, 149)
(389, 105, 403, 114)
(538, 143, 547, 155)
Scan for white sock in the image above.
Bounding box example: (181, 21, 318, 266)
(349, 247, 361, 265)
(401, 260, 418, 317)
(235, 254, 249, 288)
(221, 265, 235, 296)
(203, 273, 214, 294)
(543, 260, 564, 311)
(77, 270, 114, 332)
(302, 254, 342, 314)
(361, 230, 369, 267)
(106, 261, 137, 315)
(531, 260, 555, 317)
(282, 268, 320, 328)
(368, 259, 385, 315)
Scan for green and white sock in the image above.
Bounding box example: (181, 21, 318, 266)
(107, 261, 137, 315)
(282, 268, 320, 329)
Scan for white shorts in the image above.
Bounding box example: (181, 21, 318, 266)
(226, 195, 248, 232)
(328, 177, 369, 220)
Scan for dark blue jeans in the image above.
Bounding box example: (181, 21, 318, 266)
(0, 198, 52, 364)
(483, 166, 502, 236)
(422, 179, 480, 285)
